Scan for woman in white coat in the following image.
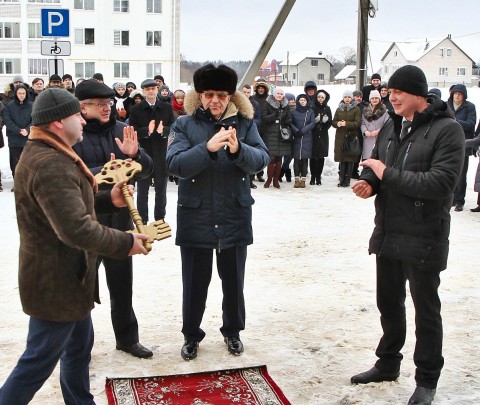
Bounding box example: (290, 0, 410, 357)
(360, 90, 389, 160)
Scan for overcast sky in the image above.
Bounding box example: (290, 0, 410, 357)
(179, 0, 480, 64)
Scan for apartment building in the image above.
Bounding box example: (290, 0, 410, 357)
(0, 0, 180, 90)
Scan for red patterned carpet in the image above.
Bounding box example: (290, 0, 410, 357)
(105, 365, 291, 404)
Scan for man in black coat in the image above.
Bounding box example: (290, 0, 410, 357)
(447, 84, 477, 212)
(351, 65, 464, 405)
(73, 79, 155, 359)
(129, 79, 175, 222)
(362, 73, 382, 101)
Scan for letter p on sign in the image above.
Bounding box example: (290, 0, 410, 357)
(41, 9, 70, 37)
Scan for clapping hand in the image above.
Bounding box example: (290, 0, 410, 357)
(207, 126, 238, 153)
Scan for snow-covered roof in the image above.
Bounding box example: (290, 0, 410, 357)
(278, 51, 330, 66)
(381, 36, 474, 63)
(385, 38, 443, 62)
(335, 65, 356, 80)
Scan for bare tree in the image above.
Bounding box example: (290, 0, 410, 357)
(339, 46, 357, 66)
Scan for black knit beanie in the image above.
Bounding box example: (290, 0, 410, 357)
(388, 65, 428, 97)
(32, 88, 81, 126)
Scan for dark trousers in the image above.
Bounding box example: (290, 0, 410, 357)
(0, 315, 95, 405)
(453, 155, 469, 205)
(137, 172, 168, 221)
(293, 158, 308, 177)
(9, 147, 23, 178)
(375, 256, 444, 389)
(281, 155, 293, 172)
(100, 256, 139, 346)
(180, 246, 247, 342)
(310, 157, 325, 181)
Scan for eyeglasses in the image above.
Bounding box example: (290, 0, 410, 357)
(83, 100, 114, 108)
(202, 91, 230, 100)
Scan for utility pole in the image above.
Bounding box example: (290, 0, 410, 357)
(239, 0, 296, 88)
(356, 0, 370, 91)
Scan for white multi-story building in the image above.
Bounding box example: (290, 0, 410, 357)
(0, 0, 180, 91)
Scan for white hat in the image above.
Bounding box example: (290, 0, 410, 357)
(369, 90, 381, 100)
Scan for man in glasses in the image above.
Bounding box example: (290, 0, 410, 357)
(129, 78, 175, 224)
(167, 64, 269, 361)
(72, 79, 155, 359)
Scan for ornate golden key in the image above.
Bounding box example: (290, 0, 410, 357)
(95, 159, 171, 251)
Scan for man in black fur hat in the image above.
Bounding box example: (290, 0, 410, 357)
(167, 64, 269, 361)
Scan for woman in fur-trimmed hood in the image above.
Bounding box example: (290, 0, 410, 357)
(260, 87, 293, 188)
(167, 64, 269, 360)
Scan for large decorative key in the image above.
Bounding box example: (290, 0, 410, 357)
(95, 159, 171, 251)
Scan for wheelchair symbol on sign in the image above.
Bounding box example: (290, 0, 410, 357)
(50, 42, 61, 55)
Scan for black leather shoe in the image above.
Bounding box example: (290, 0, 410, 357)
(250, 182, 257, 189)
(224, 337, 244, 355)
(470, 205, 480, 212)
(454, 204, 464, 212)
(181, 340, 199, 361)
(408, 386, 436, 405)
(257, 176, 265, 182)
(116, 342, 153, 358)
(351, 366, 399, 384)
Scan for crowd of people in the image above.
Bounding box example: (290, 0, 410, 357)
(0, 64, 478, 405)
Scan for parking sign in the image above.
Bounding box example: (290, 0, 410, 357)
(41, 9, 69, 37)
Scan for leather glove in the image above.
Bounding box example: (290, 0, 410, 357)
(315, 114, 321, 123)
(322, 115, 328, 123)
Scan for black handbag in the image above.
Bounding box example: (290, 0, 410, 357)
(342, 130, 361, 157)
(280, 125, 292, 142)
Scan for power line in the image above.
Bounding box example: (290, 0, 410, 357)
(369, 31, 480, 44)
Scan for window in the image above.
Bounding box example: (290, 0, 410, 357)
(310, 59, 318, 67)
(146, 30, 161, 46)
(146, 63, 161, 77)
(0, 22, 20, 38)
(0, 58, 21, 74)
(292, 73, 296, 80)
(75, 62, 95, 78)
(114, 0, 129, 12)
(317, 73, 324, 81)
(114, 62, 130, 78)
(74, 0, 94, 10)
(147, 0, 161, 13)
(394, 51, 398, 57)
(28, 58, 48, 75)
(457, 67, 467, 76)
(28, 22, 42, 38)
(447, 48, 452, 57)
(439, 67, 448, 76)
(28, 0, 60, 3)
(439, 48, 444, 57)
(114, 30, 129, 46)
(75, 28, 95, 45)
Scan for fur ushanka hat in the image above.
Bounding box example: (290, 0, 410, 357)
(193, 64, 238, 95)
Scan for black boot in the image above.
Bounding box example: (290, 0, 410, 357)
(285, 169, 292, 182)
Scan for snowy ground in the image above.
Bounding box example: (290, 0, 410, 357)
(0, 85, 480, 404)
